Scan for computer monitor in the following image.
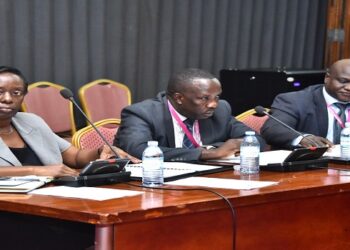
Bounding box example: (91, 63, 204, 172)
(220, 68, 326, 115)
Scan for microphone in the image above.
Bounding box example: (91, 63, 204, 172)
(60, 88, 120, 157)
(254, 106, 318, 147)
(56, 88, 131, 187)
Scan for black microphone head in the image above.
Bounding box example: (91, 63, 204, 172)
(60, 88, 74, 99)
(254, 106, 267, 116)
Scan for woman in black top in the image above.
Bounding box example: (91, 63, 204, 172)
(0, 66, 138, 177)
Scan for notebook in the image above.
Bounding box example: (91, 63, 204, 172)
(0, 176, 51, 193)
(0, 180, 46, 193)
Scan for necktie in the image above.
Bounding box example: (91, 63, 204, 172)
(333, 102, 349, 144)
(182, 119, 195, 149)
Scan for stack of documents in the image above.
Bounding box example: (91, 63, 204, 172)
(0, 176, 51, 193)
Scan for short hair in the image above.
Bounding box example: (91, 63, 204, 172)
(327, 58, 350, 76)
(0, 66, 29, 93)
(166, 68, 216, 96)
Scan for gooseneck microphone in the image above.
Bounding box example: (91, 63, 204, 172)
(254, 106, 316, 146)
(54, 88, 131, 187)
(60, 88, 120, 157)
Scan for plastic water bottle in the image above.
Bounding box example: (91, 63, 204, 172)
(341, 122, 350, 158)
(142, 141, 164, 186)
(240, 131, 260, 174)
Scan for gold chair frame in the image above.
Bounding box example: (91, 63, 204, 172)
(235, 108, 270, 134)
(72, 118, 121, 149)
(78, 79, 131, 123)
(21, 81, 76, 135)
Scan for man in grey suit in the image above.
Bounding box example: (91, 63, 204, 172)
(115, 68, 265, 161)
(261, 59, 350, 149)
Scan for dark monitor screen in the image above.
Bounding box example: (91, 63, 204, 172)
(220, 68, 325, 115)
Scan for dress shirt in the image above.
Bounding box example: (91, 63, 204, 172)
(170, 108, 202, 148)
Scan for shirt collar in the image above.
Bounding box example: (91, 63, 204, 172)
(323, 86, 342, 105)
(167, 99, 188, 122)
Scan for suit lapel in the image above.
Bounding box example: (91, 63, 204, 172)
(12, 115, 45, 163)
(163, 96, 176, 147)
(314, 87, 328, 137)
(198, 119, 212, 145)
(0, 115, 41, 166)
(0, 139, 22, 166)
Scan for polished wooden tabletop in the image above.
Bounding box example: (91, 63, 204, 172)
(0, 165, 349, 226)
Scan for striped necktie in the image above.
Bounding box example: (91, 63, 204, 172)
(182, 119, 195, 149)
(333, 102, 349, 144)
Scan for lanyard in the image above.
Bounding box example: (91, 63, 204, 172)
(327, 103, 350, 129)
(167, 100, 200, 148)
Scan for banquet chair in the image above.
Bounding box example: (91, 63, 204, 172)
(235, 108, 269, 134)
(72, 118, 121, 150)
(78, 79, 131, 124)
(21, 81, 76, 137)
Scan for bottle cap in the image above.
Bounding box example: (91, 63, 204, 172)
(245, 131, 255, 136)
(147, 141, 158, 146)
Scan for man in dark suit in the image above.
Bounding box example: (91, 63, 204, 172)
(114, 68, 265, 161)
(261, 58, 350, 149)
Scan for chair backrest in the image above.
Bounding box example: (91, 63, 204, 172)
(78, 79, 131, 124)
(21, 81, 76, 135)
(235, 108, 269, 134)
(72, 118, 121, 149)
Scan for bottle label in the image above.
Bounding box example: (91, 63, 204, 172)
(240, 147, 260, 157)
(341, 137, 350, 144)
(142, 158, 164, 170)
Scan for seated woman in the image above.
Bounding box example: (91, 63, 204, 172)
(0, 66, 139, 177)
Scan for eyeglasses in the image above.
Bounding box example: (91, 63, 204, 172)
(0, 89, 25, 98)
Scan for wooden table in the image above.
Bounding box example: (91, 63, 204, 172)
(0, 165, 350, 250)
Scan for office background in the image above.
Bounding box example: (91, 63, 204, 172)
(0, 0, 327, 103)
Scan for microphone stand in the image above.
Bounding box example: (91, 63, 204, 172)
(255, 106, 324, 147)
(53, 89, 131, 187)
(67, 96, 120, 157)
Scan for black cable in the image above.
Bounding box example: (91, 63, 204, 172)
(127, 182, 236, 250)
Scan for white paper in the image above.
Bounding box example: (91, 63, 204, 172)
(30, 186, 143, 201)
(209, 150, 293, 166)
(166, 177, 278, 190)
(258, 150, 292, 165)
(126, 162, 221, 178)
(323, 144, 340, 157)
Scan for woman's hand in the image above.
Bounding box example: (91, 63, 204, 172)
(32, 165, 79, 177)
(99, 145, 141, 163)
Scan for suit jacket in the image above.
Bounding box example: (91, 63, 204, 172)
(0, 112, 71, 166)
(261, 84, 328, 148)
(115, 92, 265, 161)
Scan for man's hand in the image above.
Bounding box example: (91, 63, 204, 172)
(200, 138, 242, 160)
(300, 135, 333, 148)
